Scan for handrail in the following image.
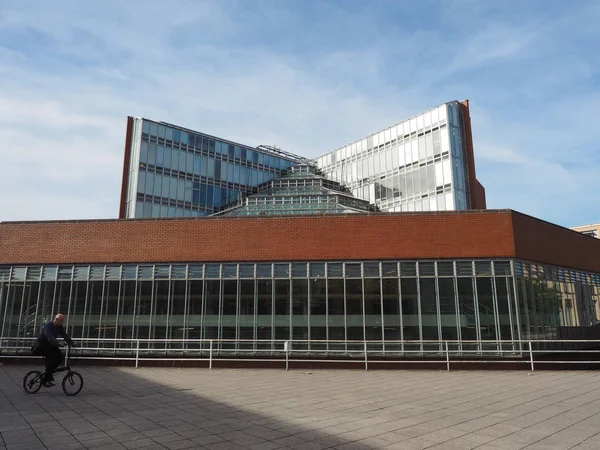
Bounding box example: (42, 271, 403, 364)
(1, 337, 600, 371)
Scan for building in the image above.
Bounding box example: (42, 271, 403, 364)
(314, 100, 486, 212)
(570, 223, 600, 239)
(119, 118, 307, 218)
(120, 100, 486, 219)
(2, 100, 597, 361)
(1, 209, 599, 358)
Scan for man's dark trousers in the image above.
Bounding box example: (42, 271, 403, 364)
(43, 345, 64, 382)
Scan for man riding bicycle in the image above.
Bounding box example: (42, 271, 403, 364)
(34, 314, 75, 387)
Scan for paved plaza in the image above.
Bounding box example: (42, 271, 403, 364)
(1, 364, 600, 450)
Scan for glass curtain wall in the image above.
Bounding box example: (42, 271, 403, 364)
(315, 102, 468, 213)
(1, 261, 599, 357)
(127, 118, 304, 218)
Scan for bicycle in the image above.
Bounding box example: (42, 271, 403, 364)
(23, 343, 84, 396)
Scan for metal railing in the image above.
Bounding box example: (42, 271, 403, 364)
(1, 337, 599, 371)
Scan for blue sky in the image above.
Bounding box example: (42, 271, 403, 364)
(0, 0, 598, 227)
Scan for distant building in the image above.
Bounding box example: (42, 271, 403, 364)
(571, 224, 600, 239)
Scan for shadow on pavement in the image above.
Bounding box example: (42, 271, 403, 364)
(0, 363, 377, 450)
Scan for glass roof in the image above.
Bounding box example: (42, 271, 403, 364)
(212, 163, 377, 217)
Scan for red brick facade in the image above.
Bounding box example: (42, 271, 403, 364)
(1, 210, 599, 273)
(511, 213, 600, 274)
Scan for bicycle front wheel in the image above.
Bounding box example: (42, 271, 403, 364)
(23, 370, 43, 394)
(62, 371, 83, 396)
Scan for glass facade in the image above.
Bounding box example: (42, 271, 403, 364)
(123, 118, 307, 218)
(314, 101, 471, 212)
(2, 260, 598, 356)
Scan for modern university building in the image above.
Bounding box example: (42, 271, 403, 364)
(119, 100, 485, 219)
(1, 100, 599, 362)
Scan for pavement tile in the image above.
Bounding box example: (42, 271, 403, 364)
(2, 442, 45, 450)
(122, 438, 162, 449)
(152, 433, 186, 444)
(87, 445, 127, 450)
(46, 443, 88, 450)
(74, 431, 111, 442)
(202, 442, 248, 450)
(142, 428, 175, 438)
(82, 437, 122, 448)
(190, 434, 226, 446)
(244, 442, 283, 450)
(4, 367, 600, 450)
(177, 429, 212, 439)
(163, 439, 198, 450)
(572, 441, 600, 450)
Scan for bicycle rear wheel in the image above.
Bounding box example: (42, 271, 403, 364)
(23, 370, 43, 394)
(62, 371, 83, 396)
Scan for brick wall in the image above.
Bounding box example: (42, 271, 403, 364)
(512, 213, 600, 273)
(0, 211, 516, 265)
(1, 210, 598, 273)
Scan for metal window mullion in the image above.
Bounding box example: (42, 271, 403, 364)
(471, 262, 482, 353)
(307, 273, 312, 354)
(0, 278, 6, 341)
(490, 273, 501, 352)
(165, 275, 173, 352)
(65, 267, 75, 333)
(148, 276, 156, 348)
(343, 273, 348, 354)
(325, 275, 329, 356)
(130, 271, 139, 348)
(525, 275, 536, 338)
(0, 267, 13, 340)
(235, 275, 240, 353)
(504, 276, 517, 351)
(472, 277, 481, 352)
(416, 270, 423, 354)
(253, 276, 257, 352)
(182, 268, 190, 347)
(97, 273, 107, 350)
(81, 268, 91, 344)
(69, 274, 82, 342)
(199, 269, 206, 343)
(434, 270, 442, 352)
(270, 274, 275, 353)
(29, 268, 44, 337)
(49, 272, 59, 332)
(511, 261, 524, 347)
(288, 276, 292, 343)
(218, 277, 224, 351)
(0, 281, 6, 342)
(398, 266, 404, 355)
(112, 277, 122, 351)
(452, 272, 462, 354)
(361, 267, 366, 355)
(16, 267, 28, 340)
(10, 279, 23, 341)
(379, 270, 384, 354)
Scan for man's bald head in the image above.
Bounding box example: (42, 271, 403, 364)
(53, 314, 65, 326)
